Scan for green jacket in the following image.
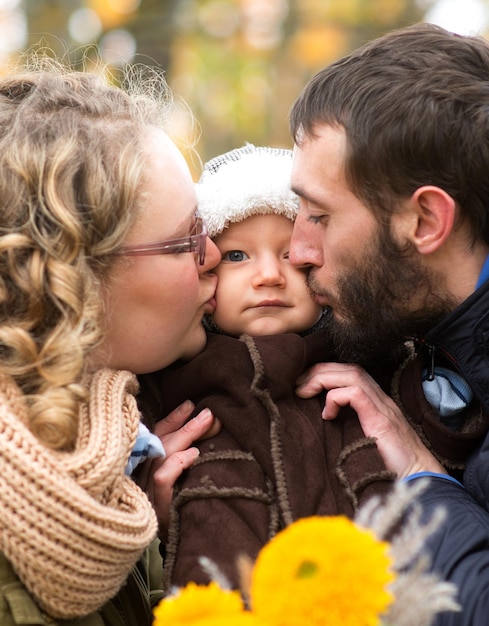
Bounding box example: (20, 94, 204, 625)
(0, 541, 165, 626)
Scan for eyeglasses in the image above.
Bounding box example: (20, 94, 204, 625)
(116, 215, 207, 265)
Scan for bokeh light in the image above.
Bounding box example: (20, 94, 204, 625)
(5, 0, 489, 168)
(99, 28, 137, 65)
(68, 8, 103, 44)
(424, 0, 489, 34)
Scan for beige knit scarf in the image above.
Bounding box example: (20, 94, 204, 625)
(0, 368, 158, 619)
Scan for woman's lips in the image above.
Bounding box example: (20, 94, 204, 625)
(204, 297, 216, 314)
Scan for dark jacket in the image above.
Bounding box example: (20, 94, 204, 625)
(394, 281, 489, 626)
(142, 330, 394, 590)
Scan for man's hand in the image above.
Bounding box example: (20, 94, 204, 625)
(296, 362, 446, 478)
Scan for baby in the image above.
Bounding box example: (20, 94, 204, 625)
(139, 144, 394, 592)
(200, 144, 323, 338)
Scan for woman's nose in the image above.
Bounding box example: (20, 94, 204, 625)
(200, 237, 221, 272)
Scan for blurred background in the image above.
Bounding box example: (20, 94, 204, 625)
(3, 0, 489, 174)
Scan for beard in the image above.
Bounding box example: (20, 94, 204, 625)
(308, 225, 457, 364)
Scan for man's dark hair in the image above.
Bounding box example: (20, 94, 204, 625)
(290, 22, 489, 243)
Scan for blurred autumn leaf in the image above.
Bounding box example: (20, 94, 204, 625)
(8, 0, 477, 174)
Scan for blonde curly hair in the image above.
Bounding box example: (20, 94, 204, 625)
(0, 59, 173, 450)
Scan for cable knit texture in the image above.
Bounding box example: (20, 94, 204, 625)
(0, 368, 158, 619)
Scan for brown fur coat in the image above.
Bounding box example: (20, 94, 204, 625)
(140, 330, 394, 591)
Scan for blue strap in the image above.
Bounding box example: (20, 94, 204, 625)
(403, 471, 464, 487)
(475, 253, 489, 289)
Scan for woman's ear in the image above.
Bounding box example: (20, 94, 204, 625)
(393, 186, 456, 255)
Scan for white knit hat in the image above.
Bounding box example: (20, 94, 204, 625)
(196, 143, 299, 237)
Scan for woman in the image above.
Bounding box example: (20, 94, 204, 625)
(0, 59, 220, 626)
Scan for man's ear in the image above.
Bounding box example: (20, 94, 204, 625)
(396, 186, 456, 255)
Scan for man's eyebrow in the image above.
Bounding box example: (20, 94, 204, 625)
(290, 183, 306, 198)
(291, 184, 321, 205)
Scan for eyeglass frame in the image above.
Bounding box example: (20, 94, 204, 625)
(115, 215, 208, 265)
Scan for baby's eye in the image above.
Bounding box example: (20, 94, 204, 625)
(223, 250, 249, 262)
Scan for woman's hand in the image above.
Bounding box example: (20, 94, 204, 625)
(145, 400, 220, 537)
(296, 362, 446, 479)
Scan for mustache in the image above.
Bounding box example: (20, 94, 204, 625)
(306, 272, 336, 310)
(306, 272, 325, 298)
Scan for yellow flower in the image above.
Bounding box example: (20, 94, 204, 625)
(152, 581, 264, 626)
(250, 516, 395, 626)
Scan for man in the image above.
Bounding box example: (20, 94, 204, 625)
(289, 22, 489, 625)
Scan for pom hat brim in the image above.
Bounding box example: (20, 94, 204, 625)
(196, 143, 299, 237)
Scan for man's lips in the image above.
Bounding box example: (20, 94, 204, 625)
(310, 292, 330, 307)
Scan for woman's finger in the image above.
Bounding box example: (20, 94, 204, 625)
(157, 408, 215, 458)
(147, 446, 201, 536)
(153, 400, 197, 437)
